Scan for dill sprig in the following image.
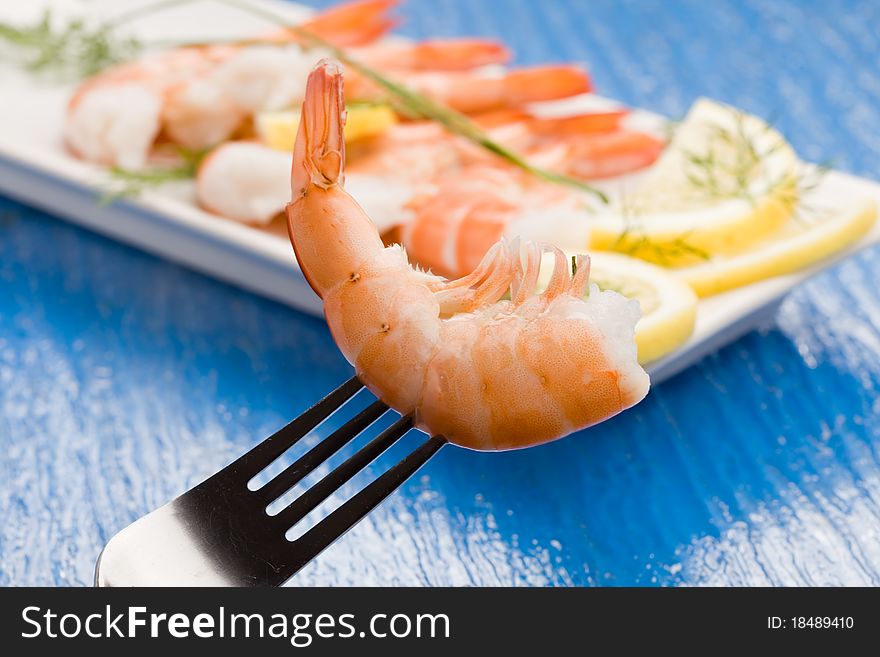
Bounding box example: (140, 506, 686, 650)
(0, 10, 141, 79)
(679, 111, 800, 206)
(609, 193, 711, 265)
(102, 147, 207, 204)
(0, 0, 213, 80)
(614, 229, 711, 266)
(680, 111, 832, 226)
(786, 161, 833, 225)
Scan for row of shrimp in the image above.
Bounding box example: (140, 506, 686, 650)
(65, 0, 591, 169)
(286, 60, 650, 450)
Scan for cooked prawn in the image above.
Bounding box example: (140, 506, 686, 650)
(347, 63, 593, 114)
(196, 141, 291, 225)
(400, 164, 591, 278)
(65, 47, 222, 169)
(286, 61, 649, 451)
(528, 130, 666, 180)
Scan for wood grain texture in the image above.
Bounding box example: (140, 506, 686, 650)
(1, 0, 879, 586)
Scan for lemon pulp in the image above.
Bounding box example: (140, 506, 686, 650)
(257, 102, 398, 150)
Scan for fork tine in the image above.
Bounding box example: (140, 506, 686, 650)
(232, 375, 363, 480)
(272, 415, 414, 530)
(255, 399, 388, 504)
(283, 434, 447, 577)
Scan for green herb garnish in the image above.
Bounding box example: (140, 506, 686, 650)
(611, 194, 711, 265)
(0, 0, 218, 79)
(0, 10, 140, 79)
(102, 147, 207, 204)
(680, 111, 800, 206)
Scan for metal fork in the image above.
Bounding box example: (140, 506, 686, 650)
(95, 376, 447, 586)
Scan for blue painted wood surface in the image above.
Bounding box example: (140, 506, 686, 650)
(2, 0, 880, 586)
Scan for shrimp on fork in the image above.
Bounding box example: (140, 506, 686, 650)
(287, 61, 649, 451)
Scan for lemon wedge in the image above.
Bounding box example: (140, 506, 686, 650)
(256, 102, 398, 150)
(538, 250, 698, 364)
(590, 98, 799, 266)
(674, 190, 877, 297)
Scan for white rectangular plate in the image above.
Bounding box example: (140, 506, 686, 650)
(2, 0, 879, 384)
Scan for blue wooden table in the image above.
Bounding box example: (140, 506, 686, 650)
(2, 0, 880, 586)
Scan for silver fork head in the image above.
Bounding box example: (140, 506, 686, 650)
(95, 377, 446, 587)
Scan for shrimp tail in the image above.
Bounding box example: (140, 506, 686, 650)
(288, 60, 385, 299)
(502, 64, 593, 105)
(300, 0, 400, 47)
(360, 39, 512, 71)
(530, 110, 629, 135)
(565, 131, 665, 179)
(409, 39, 510, 70)
(291, 59, 346, 196)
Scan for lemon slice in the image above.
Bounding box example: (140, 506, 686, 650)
(674, 192, 877, 297)
(590, 98, 799, 266)
(538, 251, 698, 364)
(256, 102, 398, 150)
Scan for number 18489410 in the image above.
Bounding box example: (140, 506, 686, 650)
(768, 617, 854, 630)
